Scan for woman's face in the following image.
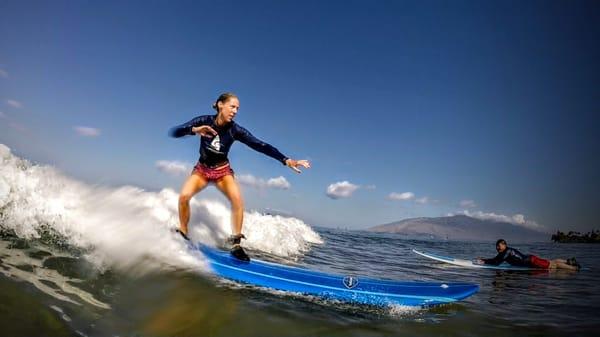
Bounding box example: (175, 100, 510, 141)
(217, 97, 240, 123)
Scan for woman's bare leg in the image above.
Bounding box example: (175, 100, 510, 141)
(178, 174, 209, 235)
(215, 175, 244, 235)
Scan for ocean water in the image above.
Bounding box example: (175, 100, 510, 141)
(1, 144, 599, 337)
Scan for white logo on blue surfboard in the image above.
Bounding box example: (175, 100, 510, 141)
(343, 276, 358, 289)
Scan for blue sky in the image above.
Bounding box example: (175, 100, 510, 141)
(1, 0, 598, 232)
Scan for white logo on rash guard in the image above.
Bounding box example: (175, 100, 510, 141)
(210, 135, 221, 151)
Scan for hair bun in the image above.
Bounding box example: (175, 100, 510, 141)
(213, 92, 237, 112)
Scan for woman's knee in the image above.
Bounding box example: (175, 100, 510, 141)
(179, 193, 193, 204)
(230, 194, 244, 210)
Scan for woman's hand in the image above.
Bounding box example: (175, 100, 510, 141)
(192, 125, 218, 137)
(285, 159, 311, 173)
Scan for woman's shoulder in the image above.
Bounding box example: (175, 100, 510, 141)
(230, 120, 247, 131)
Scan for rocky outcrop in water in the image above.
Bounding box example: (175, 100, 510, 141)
(551, 230, 600, 243)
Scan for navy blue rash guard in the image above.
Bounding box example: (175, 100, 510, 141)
(483, 247, 531, 267)
(169, 114, 288, 167)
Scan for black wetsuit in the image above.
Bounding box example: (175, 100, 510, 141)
(483, 247, 531, 267)
(169, 114, 288, 167)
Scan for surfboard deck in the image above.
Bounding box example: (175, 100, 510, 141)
(412, 249, 540, 270)
(196, 244, 479, 307)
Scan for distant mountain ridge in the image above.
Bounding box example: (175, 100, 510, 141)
(368, 215, 549, 243)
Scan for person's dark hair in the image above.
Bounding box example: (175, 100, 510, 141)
(496, 239, 507, 246)
(212, 92, 238, 112)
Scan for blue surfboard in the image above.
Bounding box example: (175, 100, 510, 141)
(197, 244, 479, 307)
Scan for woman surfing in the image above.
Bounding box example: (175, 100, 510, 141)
(169, 93, 310, 261)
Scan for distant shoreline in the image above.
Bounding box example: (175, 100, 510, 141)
(551, 230, 600, 243)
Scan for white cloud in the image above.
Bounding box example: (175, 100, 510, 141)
(155, 160, 191, 176)
(0, 69, 7, 78)
(388, 192, 415, 201)
(364, 184, 376, 190)
(237, 174, 260, 187)
(460, 199, 477, 208)
(266, 176, 291, 189)
(0, 111, 5, 119)
(6, 99, 22, 109)
(326, 181, 359, 199)
(415, 196, 429, 204)
(458, 210, 545, 232)
(238, 174, 291, 190)
(73, 126, 101, 137)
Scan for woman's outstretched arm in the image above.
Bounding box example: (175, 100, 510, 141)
(234, 125, 310, 173)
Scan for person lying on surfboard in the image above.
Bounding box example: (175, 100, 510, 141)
(476, 239, 580, 270)
(169, 92, 310, 261)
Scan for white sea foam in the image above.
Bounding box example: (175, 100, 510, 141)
(387, 303, 424, 316)
(0, 144, 322, 273)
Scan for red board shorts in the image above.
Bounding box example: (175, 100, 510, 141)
(529, 255, 550, 269)
(192, 162, 234, 181)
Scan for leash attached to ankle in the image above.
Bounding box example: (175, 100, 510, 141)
(228, 233, 246, 245)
